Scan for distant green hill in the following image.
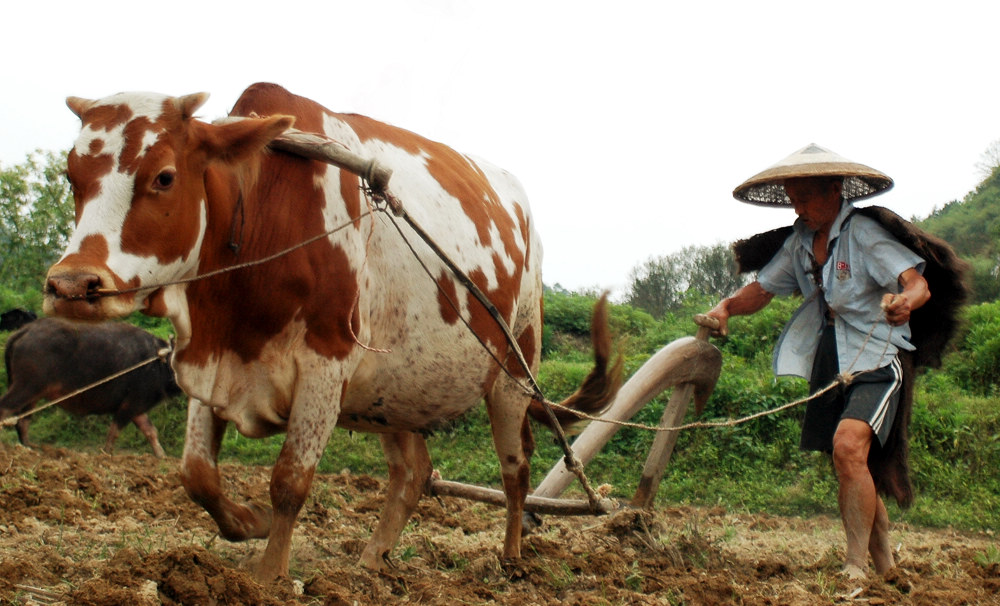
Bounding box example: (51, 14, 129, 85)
(915, 167, 1000, 303)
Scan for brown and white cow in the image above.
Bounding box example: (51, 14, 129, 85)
(43, 83, 620, 582)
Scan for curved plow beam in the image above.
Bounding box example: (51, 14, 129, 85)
(532, 334, 722, 502)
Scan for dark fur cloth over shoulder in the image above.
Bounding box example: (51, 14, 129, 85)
(731, 205, 970, 508)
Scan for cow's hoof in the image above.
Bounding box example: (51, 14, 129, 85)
(499, 557, 529, 580)
(521, 511, 542, 536)
(359, 548, 397, 573)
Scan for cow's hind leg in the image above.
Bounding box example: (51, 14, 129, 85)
(485, 393, 534, 562)
(359, 431, 432, 570)
(180, 399, 272, 542)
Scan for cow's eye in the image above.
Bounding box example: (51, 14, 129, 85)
(153, 169, 176, 191)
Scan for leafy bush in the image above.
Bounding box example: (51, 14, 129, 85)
(543, 290, 598, 337)
(942, 302, 1000, 395)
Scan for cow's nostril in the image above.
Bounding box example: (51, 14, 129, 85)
(46, 273, 102, 301)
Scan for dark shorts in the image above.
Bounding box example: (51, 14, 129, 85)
(800, 324, 903, 452)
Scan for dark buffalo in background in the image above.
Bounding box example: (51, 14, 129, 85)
(0, 317, 180, 457)
(0, 308, 37, 332)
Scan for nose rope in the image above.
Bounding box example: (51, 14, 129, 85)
(51, 211, 374, 301)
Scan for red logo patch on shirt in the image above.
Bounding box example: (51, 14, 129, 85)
(836, 260, 851, 280)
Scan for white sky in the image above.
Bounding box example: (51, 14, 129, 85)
(3, 1, 998, 296)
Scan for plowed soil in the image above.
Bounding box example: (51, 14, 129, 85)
(0, 443, 996, 605)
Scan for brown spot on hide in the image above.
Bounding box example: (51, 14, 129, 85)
(67, 150, 114, 215)
(270, 456, 316, 517)
(82, 102, 133, 133)
(340, 173, 363, 229)
(521, 415, 535, 461)
(507, 325, 537, 379)
(53, 234, 110, 270)
(120, 143, 203, 264)
(436, 273, 460, 325)
(117, 116, 159, 175)
(463, 264, 520, 356)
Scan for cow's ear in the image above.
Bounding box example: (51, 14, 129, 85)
(200, 115, 295, 162)
(175, 92, 210, 120)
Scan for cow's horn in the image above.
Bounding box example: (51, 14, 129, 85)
(66, 96, 95, 118)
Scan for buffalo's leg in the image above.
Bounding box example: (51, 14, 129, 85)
(102, 422, 121, 454)
(14, 415, 34, 448)
(0, 385, 39, 448)
(359, 431, 433, 570)
(180, 399, 271, 541)
(130, 413, 166, 458)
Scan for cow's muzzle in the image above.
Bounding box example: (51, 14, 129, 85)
(43, 269, 128, 321)
(46, 272, 102, 302)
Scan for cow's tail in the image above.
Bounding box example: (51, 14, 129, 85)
(528, 293, 623, 432)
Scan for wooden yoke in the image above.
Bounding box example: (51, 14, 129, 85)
(213, 118, 395, 196)
(531, 315, 722, 506)
(268, 128, 394, 195)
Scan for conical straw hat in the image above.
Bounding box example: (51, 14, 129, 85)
(733, 143, 893, 207)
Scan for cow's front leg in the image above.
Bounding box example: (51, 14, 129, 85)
(180, 399, 271, 541)
(359, 431, 432, 570)
(254, 395, 341, 583)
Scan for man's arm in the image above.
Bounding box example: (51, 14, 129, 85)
(706, 280, 775, 336)
(881, 267, 930, 327)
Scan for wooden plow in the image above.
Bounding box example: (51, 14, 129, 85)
(265, 126, 725, 517)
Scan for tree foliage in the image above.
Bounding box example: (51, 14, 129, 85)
(623, 243, 747, 318)
(917, 145, 1000, 304)
(0, 151, 74, 297)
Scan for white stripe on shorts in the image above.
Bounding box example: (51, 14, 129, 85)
(870, 356, 903, 436)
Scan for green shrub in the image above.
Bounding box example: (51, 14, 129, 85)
(942, 302, 1000, 395)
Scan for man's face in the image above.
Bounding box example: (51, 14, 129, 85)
(785, 177, 843, 232)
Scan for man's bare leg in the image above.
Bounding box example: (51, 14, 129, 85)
(833, 419, 878, 579)
(869, 495, 895, 574)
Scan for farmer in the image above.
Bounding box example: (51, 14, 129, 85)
(705, 144, 966, 580)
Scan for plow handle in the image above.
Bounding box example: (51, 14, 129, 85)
(693, 313, 720, 341)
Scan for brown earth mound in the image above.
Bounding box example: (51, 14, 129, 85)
(0, 443, 996, 605)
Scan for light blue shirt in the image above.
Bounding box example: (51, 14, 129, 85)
(757, 201, 926, 379)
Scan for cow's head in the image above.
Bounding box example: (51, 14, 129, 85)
(44, 91, 292, 321)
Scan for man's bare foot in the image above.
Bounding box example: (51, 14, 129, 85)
(841, 563, 867, 580)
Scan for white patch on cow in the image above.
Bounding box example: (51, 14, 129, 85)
(160, 283, 192, 343)
(175, 318, 352, 440)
